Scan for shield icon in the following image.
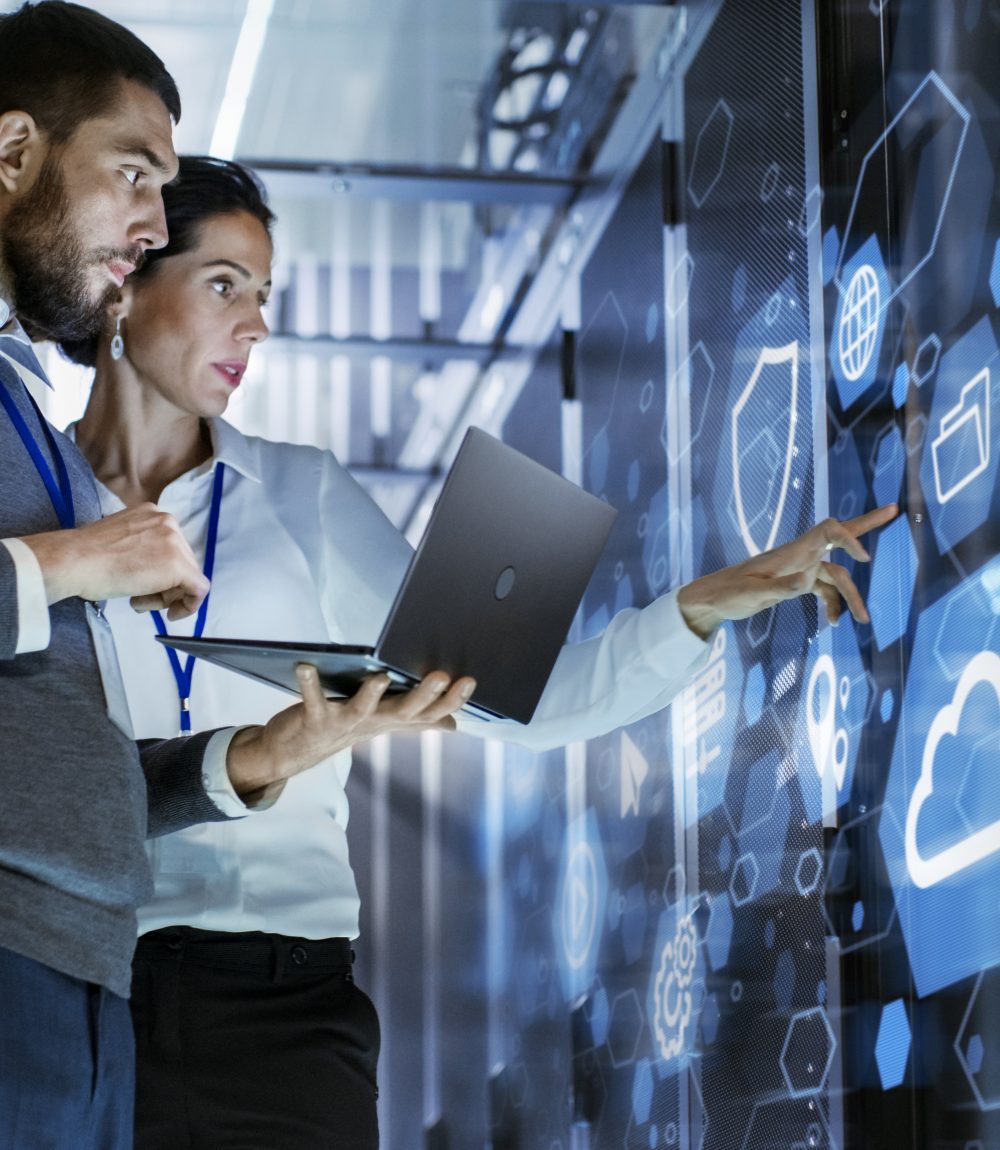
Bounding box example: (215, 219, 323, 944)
(731, 342, 799, 556)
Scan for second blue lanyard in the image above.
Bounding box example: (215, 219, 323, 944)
(151, 461, 226, 734)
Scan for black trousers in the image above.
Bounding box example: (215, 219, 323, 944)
(130, 928, 380, 1150)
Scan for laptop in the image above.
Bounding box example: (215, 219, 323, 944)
(158, 427, 617, 724)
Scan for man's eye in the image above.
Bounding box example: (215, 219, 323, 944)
(122, 169, 142, 186)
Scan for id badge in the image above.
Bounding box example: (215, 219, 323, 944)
(86, 600, 135, 739)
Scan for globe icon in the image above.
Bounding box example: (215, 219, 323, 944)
(838, 263, 881, 383)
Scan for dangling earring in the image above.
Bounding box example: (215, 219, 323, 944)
(110, 316, 125, 361)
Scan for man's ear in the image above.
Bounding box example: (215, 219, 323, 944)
(0, 110, 44, 196)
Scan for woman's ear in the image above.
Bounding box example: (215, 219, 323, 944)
(112, 283, 134, 323)
(0, 110, 44, 197)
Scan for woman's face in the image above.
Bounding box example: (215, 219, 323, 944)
(119, 209, 272, 418)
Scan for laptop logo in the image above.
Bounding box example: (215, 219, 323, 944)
(494, 566, 516, 601)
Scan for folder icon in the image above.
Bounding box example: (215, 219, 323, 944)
(932, 367, 991, 504)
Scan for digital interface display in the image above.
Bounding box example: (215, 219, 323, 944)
(350, 3, 1000, 1146)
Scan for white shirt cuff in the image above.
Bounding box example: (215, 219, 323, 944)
(1, 538, 51, 654)
(201, 727, 283, 815)
(636, 586, 714, 674)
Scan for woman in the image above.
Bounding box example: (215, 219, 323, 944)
(64, 157, 888, 1149)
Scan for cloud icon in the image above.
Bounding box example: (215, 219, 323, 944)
(906, 650, 1000, 889)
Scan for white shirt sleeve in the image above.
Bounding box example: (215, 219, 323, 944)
(1, 537, 51, 654)
(200, 726, 283, 815)
(456, 587, 713, 752)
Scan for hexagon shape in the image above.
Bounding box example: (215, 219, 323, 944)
(631, 1058, 653, 1124)
(795, 847, 823, 896)
(851, 900, 865, 932)
(835, 73, 970, 305)
(705, 894, 733, 972)
(779, 1008, 836, 1097)
(905, 411, 928, 456)
(730, 853, 759, 907)
(955, 969, 1000, 1109)
(875, 999, 911, 1089)
(892, 361, 910, 408)
(872, 423, 906, 508)
(608, 988, 644, 1068)
(830, 234, 891, 408)
(741, 1096, 834, 1150)
(912, 333, 941, 386)
(797, 628, 863, 822)
(688, 99, 734, 208)
(869, 516, 918, 650)
(743, 663, 767, 727)
(880, 689, 895, 722)
(920, 317, 1000, 554)
(589, 986, 610, 1046)
(991, 240, 1000, 308)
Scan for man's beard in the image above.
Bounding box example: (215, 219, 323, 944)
(4, 152, 143, 343)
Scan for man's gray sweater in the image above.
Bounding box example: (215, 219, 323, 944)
(0, 362, 230, 997)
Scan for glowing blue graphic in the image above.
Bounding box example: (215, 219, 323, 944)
(822, 226, 839, 285)
(794, 848, 822, 896)
(872, 424, 905, 508)
(743, 663, 766, 726)
(713, 279, 809, 568)
(892, 362, 910, 408)
(735, 749, 791, 900)
(632, 1058, 653, 1124)
(779, 1008, 836, 1097)
(676, 624, 745, 827)
(835, 72, 971, 302)
(869, 515, 918, 650)
(879, 557, 1000, 995)
(647, 900, 705, 1069)
(913, 333, 942, 387)
(704, 894, 733, 971)
(990, 240, 1000, 308)
(955, 972, 1000, 1110)
(919, 317, 1000, 553)
(830, 234, 890, 407)
(555, 809, 608, 1000)
(688, 98, 734, 208)
(798, 622, 871, 822)
(875, 999, 911, 1089)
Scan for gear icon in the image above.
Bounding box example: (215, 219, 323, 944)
(653, 914, 699, 1060)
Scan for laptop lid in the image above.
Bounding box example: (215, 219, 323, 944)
(374, 426, 617, 723)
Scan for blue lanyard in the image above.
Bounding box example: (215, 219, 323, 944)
(151, 462, 226, 734)
(0, 372, 76, 529)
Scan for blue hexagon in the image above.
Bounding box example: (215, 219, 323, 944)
(830, 234, 890, 408)
(798, 623, 871, 822)
(920, 317, 1000, 554)
(822, 225, 839, 285)
(869, 516, 918, 650)
(688, 99, 734, 208)
(880, 689, 895, 722)
(872, 424, 905, 508)
(892, 361, 910, 408)
(955, 971, 1000, 1109)
(608, 988, 645, 1068)
(730, 853, 760, 907)
(588, 426, 610, 494)
(632, 1058, 653, 1124)
(705, 894, 734, 972)
(912, 333, 941, 386)
(990, 240, 1000, 308)
(875, 999, 911, 1089)
(879, 556, 1000, 995)
(794, 848, 823, 896)
(851, 900, 865, 931)
(743, 664, 767, 727)
(555, 809, 608, 1001)
(780, 1008, 836, 1097)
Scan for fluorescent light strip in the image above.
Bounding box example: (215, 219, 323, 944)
(210, 0, 275, 161)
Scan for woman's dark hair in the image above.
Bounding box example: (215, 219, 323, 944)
(60, 156, 276, 367)
(0, 2, 181, 143)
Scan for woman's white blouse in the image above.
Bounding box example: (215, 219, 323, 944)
(89, 419, 710, 940)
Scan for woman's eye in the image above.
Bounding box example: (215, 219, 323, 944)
(211, 279, 234, 297)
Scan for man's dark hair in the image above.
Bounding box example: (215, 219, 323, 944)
(60, 156, 276, 366)
(0, 1, 181, 144)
